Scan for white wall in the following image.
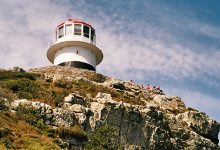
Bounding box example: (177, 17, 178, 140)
(54, 46, 96, 67)
(55, 34, 96, 45)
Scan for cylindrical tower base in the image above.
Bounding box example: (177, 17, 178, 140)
(58, 61, 95, 71)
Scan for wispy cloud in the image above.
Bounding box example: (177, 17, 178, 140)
(0, 0, 73, 68)
(1, 0, 219, 81)
(79, 1, 220, 84)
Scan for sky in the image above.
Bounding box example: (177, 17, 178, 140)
(0, 0, 219, 137)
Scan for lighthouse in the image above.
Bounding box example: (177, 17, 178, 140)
(47, 19, 103, 71)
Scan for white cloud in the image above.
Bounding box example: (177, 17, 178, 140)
(190, 21, 220, 40)
(97, 23, 220, 81)
(0, 0, 219, 81)
(0, 0, 75, 69)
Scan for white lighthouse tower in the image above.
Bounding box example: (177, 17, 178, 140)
(47, 19, 103, 71)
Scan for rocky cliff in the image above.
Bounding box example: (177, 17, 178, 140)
(0, 66, 219, 150)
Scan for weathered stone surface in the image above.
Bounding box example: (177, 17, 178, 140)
(29, 66, 108, 83)
(176, 110, 220, 144)
(11, 99, 31, 108)
(95, 92, 114, 104)
(12, 99, 76, 127)
(24, 66, 220, 149)
(64, 93, 87, 107)
(153, 95, 186, 111)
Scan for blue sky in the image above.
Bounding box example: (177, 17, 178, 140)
(0, 0, 219, 133)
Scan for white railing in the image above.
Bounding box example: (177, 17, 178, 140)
(48, 36, 103, 51)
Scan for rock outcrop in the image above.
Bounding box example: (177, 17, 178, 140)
(3, 66, 220, 149)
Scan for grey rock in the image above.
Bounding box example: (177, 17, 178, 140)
(153, 95, 186, 111)
(25, 66, 220, 149)
(95, 92, 114, 104)
(176, 110, 220, 144)
(12, 99, 76, 127)
(64, 93, 87, 106)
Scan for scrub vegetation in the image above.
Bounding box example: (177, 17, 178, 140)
(85, 125, 122, 150)
(0, 70, 145, 149)
(0, 112, 60, 149)
(0, 70, 144, 107)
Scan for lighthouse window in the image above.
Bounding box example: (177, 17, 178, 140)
(58, 26, 64, 38)
(91, 28, 95, 41)
(83, 25, 90, 38)
(65, 24, 72, 35)
(74, 24, 81, 35)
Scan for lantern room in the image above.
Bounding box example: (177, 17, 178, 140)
(47, 19, 103, 71)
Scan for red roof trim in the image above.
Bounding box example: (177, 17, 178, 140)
(57, 22, 65, 28)
(56, 19, 95, 31)
(73, 21, 92, 28)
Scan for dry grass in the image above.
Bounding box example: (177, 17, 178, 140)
(0, 112, 59, 149)
(0, 70, 146, 107)
(0, 86, 18, 102)
(56, 125, 87, 140)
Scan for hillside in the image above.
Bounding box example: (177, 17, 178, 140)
(0, 66, 219, 150)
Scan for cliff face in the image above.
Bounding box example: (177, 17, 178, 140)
(1, 66, 220, 149)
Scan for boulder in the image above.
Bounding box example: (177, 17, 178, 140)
(95, 92, 114, 104)
(153, 95, 186, 111)
(12, 99, 76, 127)
(176, 110, 220, 144)
(64, 93, 87, 106)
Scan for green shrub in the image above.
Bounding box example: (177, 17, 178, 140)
(55, 125, 87, 141)
(17, 137, 60, 150)
(0, 128, 10, 138)
(0, 87, 18, 101)
(50, 90, 67, 107)
(85, 125, 122, 150)
(0, 112, 59, 150)
(54, 80, 72, 89)
(0, 140, 7, 150)
(4, 79, 39, 99)
(0, 70, 145, 108)
(3, 139, 12, 149)
(0, 98, 9, 111)
(35, 119, 51, 132)
(45, 128, 56, 138)
(0, 70, 39, 80)
(87, 73, 106, 83)
(187, 107, 198, 112)
(15, 104, 41, 125)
